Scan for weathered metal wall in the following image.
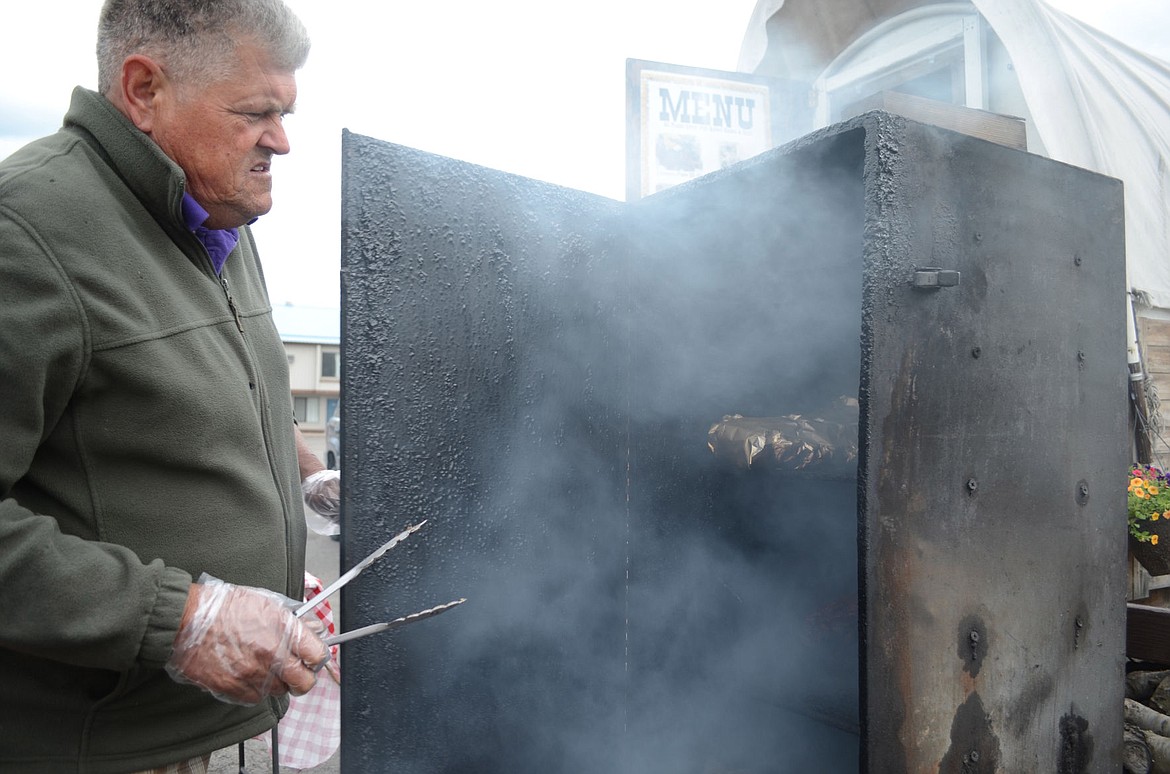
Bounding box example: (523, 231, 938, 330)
(855, 117, 1128, 772)
(339, 112, 1127, 773)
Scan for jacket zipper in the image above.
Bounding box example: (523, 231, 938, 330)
(215, 253, 298, 597)
(220, 277, 245, 333)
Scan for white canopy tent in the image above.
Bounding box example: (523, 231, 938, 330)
(740, 0, 1170, 310)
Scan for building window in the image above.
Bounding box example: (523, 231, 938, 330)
(814, 9, 988, 125)
(294, 395, 321, 424)
(321, 349, 339, 380)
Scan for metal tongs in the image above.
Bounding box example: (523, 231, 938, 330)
(295, 520, 466, 646)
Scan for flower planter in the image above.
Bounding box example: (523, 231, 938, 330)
(1131, 527, 1170, 577)
(1130, 466, 1170, 575)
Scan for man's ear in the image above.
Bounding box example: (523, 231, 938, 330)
(117, 54, 167, 134)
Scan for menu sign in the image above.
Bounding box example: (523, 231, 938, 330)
(627, 59, 776, 200)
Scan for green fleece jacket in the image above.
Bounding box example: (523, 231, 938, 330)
(0, 88, 306, 772)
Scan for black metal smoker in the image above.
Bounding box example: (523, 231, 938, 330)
(338, 112, 1128, 772)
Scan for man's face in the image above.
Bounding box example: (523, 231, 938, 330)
(151, 40, 298, 229)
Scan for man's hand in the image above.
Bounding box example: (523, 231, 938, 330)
(165, 575, 329, 706)
(301, 468, 340, 520)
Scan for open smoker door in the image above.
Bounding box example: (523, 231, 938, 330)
(340, 112, 1127, 773)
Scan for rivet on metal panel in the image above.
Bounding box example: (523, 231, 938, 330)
(966, 478, 979, 495)
(959, 614, 989, 673)
(912, 267, 961, 289)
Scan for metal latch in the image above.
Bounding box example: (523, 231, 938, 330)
(912, 267, 961, 289)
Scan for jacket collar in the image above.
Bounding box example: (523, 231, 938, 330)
(63, 87, 188, 233)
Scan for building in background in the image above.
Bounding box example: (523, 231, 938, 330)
(272, 303, 340, 440)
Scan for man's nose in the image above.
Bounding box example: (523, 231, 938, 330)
(262, 117, 291, 155)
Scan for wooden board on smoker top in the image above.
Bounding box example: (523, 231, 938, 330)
(843, 90, 1028, 150)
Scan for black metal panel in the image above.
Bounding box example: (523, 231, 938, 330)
(856, 118, 1128, 773)
(340, 113, 1128, 773)
(339, 134, 629, 772)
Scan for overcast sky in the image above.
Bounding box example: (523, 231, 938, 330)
(2, 1, 1167, 309)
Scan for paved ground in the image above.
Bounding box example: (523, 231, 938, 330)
(208, 431, 342, 773)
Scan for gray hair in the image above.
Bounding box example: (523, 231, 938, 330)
(97, 0, 310, 94)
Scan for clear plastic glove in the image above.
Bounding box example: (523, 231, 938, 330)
(166, 574, 330, 706)
(301, 470, 340, 537)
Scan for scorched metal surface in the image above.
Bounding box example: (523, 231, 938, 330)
(338, 112, 1128, 773)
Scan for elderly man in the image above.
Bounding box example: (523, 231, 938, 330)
(0, 1, 339, 771)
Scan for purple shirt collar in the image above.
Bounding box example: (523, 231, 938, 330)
(180, 193, 239, 276)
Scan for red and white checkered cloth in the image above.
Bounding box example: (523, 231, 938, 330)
(258, 572, 342, 770)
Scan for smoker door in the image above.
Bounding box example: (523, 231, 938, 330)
(339, 132, 633, 773)
(857, 119, 1128, 772)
